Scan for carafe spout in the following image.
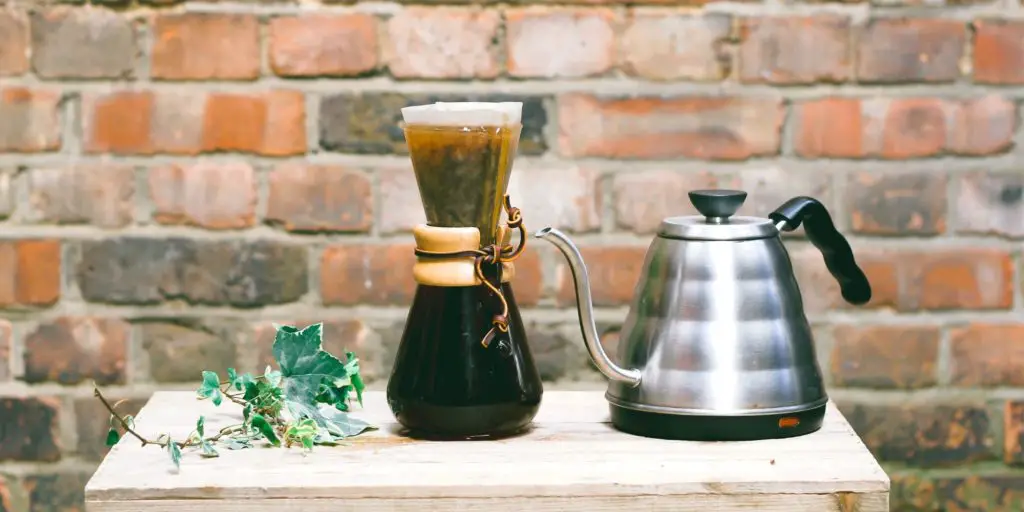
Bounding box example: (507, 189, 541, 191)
(533, 228, 642, 387)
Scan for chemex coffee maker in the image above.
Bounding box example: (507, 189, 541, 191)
(386, 101, 543, 439)
(536, 190, 872, 441)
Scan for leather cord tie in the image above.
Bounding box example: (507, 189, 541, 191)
(414, 195, 526, 355)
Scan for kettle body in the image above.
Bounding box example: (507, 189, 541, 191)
(536, 190, 871, 441)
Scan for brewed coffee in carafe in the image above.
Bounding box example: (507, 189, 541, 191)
(386, 102, 543, 439)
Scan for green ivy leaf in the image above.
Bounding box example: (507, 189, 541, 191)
(200, 441, 219, 458)
(167, 439, 182, 469)
(272, 323, 358, 428)
(196, 370, 223, 406)
(105, 428, 120, 447)
(317, 405, 375, 439)
(252, 414, 280, 446)
(221, 438, 252, 450)
(227, 368, 241, 391)
(345, 351, 365, 406)
(122, 415, 135, 429)
(196, 416, 205, 437)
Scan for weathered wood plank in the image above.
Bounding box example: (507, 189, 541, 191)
(85, 391, 889, 511)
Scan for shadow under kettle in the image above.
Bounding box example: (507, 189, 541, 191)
(534, 189, 872, 442)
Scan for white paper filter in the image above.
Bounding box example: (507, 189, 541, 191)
(401, 102, 523, 127)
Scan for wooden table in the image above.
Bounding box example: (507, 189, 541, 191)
(85, 391, 889, 511)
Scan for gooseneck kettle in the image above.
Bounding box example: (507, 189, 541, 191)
(535, 189, 872, 441)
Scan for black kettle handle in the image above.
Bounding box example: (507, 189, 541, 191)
(768, 197, 872, 306)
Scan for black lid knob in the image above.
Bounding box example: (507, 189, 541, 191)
(688, 189, 747, 220)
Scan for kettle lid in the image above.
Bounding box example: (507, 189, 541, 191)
(658, 189, 778, 241)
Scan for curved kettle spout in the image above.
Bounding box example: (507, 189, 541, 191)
(533, 228, 642, 387)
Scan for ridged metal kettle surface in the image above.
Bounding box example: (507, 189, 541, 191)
(606, 234, 826, 415)
(536, 189, 874, 426)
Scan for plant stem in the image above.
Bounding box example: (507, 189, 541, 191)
(93, 386, 160, 447)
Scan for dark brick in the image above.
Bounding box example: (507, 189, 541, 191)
(77, 238, 308, 307)
(525, 326, 571, 381)
(845, 172, 948, 235)
(23, 471, 90, 512)
(318, 92, 548, 155)
(23, 317, 129, 385)
(856, 18, 966, 83)
(840, 402, 995, 467)
(30, 7, 136, 79)
(1005, 401, 1024, 466)
(0, 321, 9, 382)
(955, 171, 1024, 238)
(0, 397, 61, 462)
(950, 324, 1024, 387)
(830, 325, 939, 389)
(738, 15, 852, 84)
(890, 472, 1024, 511)
(74, 396, 146, 461)
(139, 321, 239, 383)
(251, 320, 397, 383)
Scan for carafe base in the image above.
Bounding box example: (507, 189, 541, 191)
(609, 402, 826, 441)
(388, 398, 540, 440)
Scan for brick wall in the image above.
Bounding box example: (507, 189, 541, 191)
(0, 0, 1023, 510)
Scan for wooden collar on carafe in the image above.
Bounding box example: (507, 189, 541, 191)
(412, 195, 527, 350)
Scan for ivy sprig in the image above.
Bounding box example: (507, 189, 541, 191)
(95, 323, 376, 470)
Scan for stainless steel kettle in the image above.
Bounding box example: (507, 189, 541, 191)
(535, 189, 871, 441)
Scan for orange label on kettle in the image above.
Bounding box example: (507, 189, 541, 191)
(779, 417, 800, 428)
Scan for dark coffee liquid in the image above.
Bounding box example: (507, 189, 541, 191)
(386, 282, 542, 439)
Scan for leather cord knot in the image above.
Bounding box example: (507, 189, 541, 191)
(412, 194, 527, 355)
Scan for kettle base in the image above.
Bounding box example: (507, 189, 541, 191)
(609, 403, 826, 442)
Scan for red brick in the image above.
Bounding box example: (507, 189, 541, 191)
(974, 20, 1024, 84)
(378, 165, 425, 234)
(846, 172, 947, 235)
(792, 98, 864, 158)
(840, 401, 994, 467)
(857, 18, 966, 83)
(619, 12, 730, 81)
(506, 164, 601, 233)
(0, 10, 29, 76)
(950, 324, 1024, 387)
(149, 162, 256, 230)
(555, 246, 649, 307)
(151, 13, 259, 80)
(0, 240, 61, 307)
(612, 170, 729, 233)
(270, 14, 378, 77)
(30, 7, 136, 79)
(23, 317, 129, 385)
(0, 397, 61, 462)
(0, 88, 62, 152)
(320, 244, 416, 306)
(738, 15, 851, 84)
(790, 247, 899, 315)
(558, 93, 784, 160)
(266, 164, 373, 233)
(509, 248, 543, 307)
(0, 474, 11, 511)
(917, 250, 1013, 311)
(881, 98, 947, 159)
(27, 165, 135, 228)
(507, 8, 616, 78)
(947, 95, 1016, 155)
(955, 171, 1024, 238)
(386, 7, 499, 79)
(0, 320, 10, 382)
(830, 325, 938, 389)
(793, 96, 1014, 159)
(202, 90, 306, 156)
(83, 91, 154, 154)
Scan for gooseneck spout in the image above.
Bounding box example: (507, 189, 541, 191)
(533, 227, 642, 387)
